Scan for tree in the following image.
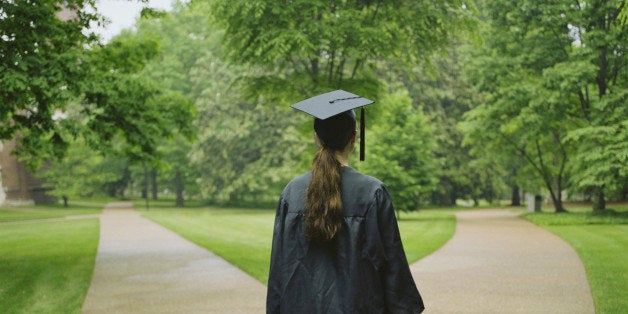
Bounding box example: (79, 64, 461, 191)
(462, 0, 627, 212)
(1, 0, 101, 164)
(189, 52, 303, 204)
(39, 138, 131, 200)
(207, 0, 476, 205)
(1, 0, 195, 173)
(358, 90, 437, 211)
(560, 0, 628, 210)
(76, 33, 194, 162)
(380, 40, 509, 207)
(211, 0, 476, 94)
(156, 134, 198, 207)
(132, 1, 223, 206)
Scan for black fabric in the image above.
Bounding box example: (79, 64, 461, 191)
(267, 167, 424, 314)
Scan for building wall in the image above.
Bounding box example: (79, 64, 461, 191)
(0, 139, 56, 206)
(0, 142, 4, 204)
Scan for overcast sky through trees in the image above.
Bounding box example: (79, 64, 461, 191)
(93, 0, 173, 42)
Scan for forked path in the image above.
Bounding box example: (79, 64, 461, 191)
(82, 204, 594, 313)
(81, 202, 266, 313)
(410, 209, 595, 313)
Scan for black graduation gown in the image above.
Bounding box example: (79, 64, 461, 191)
(267, 167, 424, 314)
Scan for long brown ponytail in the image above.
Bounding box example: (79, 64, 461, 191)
(306, 147, 343, 242)
(305, 111, 356, 242)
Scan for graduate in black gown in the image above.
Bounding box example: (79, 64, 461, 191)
(267, 90, 424, 314)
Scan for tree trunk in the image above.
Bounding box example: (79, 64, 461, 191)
(151, 168, 158, 200)
(510, 184, 521, 206)
(175, 170, 184, 208)
(141, 166, 148, 199)
(593, 187, 606, 212)
(547, 187, 566, 213)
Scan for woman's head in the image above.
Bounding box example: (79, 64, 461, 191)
(314, 110, 357, 152)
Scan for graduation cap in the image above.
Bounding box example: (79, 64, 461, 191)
(291, 90, 374, 161)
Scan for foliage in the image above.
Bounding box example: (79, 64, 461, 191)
(0, 0, 100, 165)
(131, 2, 224, 205)
(0, 219, 99, 313)
(461, 0, 627, 212)
(137, 1, 220, 98)
(358, 90, 437, 210)
(76, 34, 195, 164)
(209, 0, 480, 207)
(189, 54, 304, 203)
(10, 0, 624, 210)
(384, 42, 510, 206)
(39, 139, 131, 199)
(30, 4, 197, 203)
(210, 0, 477, 95)
(1, 0, 195, 171)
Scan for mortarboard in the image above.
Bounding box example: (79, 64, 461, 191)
(291, 90, 374, 161)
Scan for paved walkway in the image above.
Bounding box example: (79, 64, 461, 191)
(81, 202, 266, 313)
(82, 204, 594, 313)
(410, 209, 595, 313)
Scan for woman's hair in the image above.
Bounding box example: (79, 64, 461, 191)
(305, 111, 356, 242)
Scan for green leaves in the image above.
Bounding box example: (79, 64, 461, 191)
(211, 0, 475, 92)
(463, 0, 627, 211)
(359, 90, 437, 210)
(1, 0, 198, 171)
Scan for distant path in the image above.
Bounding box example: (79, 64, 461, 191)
(81, 201, 266, 313)
(410, 209, 595, 313)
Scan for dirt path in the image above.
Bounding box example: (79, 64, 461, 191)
(81, 202, 266, 313)
(410, 209, 595, 313)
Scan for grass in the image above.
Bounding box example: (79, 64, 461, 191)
(397, 210, 456, 263)
(0, 202, 103, 222)
(142, 206, 456, 284)
(2, 196, 623, 312)
(142, 207, 275, 283)
(523, 204, 628, 313)
(0, 219, 100, 313)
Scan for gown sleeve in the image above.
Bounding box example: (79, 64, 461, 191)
(266, 194, 287, 314)
(375, 186, 425, 314)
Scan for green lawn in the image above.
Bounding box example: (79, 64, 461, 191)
(0, 203, 103, 222)
(397, 210, 456, 263)
(143, 207, 456, 284)
(143, 207, 275, 283)
(0, 219, 99, 313)
(523, 204, 628, 313)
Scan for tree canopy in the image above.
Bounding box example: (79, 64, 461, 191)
(6, 0, 627, 210)
(1, 0, 194, 169)
(461, 0, 627, 212)
(211, 0, 477, 95)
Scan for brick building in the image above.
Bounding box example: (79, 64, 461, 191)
(0, 139, 56, 206)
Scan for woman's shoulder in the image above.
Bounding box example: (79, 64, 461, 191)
(342, 167, 384, 188)
(341, 167, 388, 197)
(282, 171, 312, 196)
